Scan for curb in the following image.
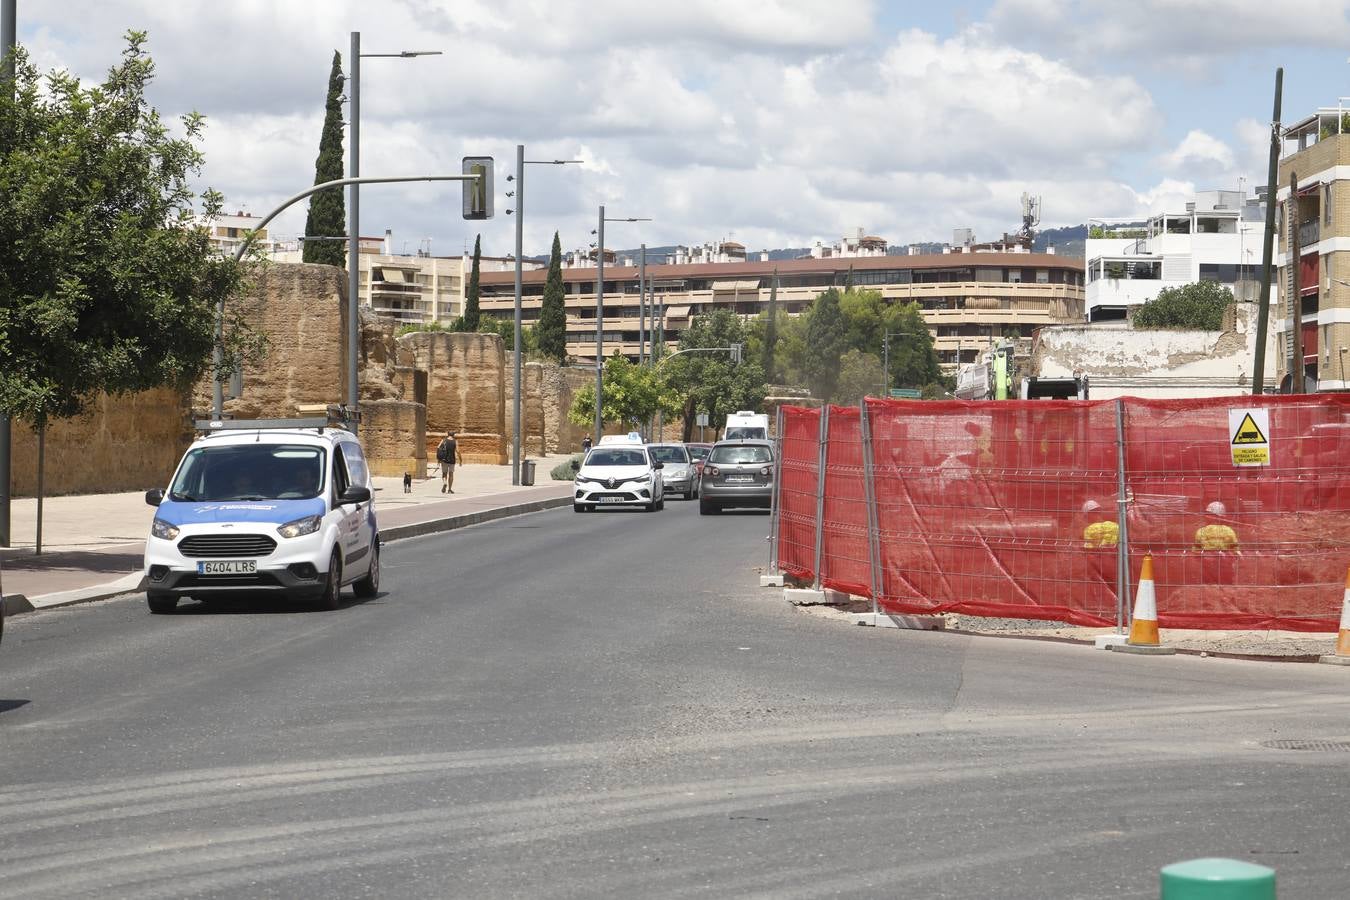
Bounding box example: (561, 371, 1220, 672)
(1, 495, 574, 616)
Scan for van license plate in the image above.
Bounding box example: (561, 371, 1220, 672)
(198, 560, 257, 575)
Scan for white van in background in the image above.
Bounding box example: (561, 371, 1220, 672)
(724, 411, 769, 442)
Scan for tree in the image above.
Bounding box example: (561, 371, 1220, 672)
(537, 231, 567, 363)
(568, 354, 679, 430)
(801, 288, 850, 401)
(0, 33, 254, 430)
(479, 316, 538, 354)
(463, 234, 482, 331)
(832, 350, 886, 404)
(302, 51, 346, 266)
(1132, 281, 1234, 330)
(760, 268, 779, 382)
(663, 309, 767, 440)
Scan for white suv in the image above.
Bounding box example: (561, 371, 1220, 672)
(572, 444, 665, 512)
(143, 418, 379, 613)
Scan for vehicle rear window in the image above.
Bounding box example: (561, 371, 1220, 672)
(686, 446, 711, 461)
(649, 446, 689, 463)
(709, 445, 772, 465)
(586, 449, 646, 466)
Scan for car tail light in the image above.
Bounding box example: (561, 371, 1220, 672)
(760, 466, 771, 477)
(708, 466, 720, 477)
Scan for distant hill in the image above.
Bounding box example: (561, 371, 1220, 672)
(1035, 225, 1086, 258)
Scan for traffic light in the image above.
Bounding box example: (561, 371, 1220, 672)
(462, 156, 494, 219)
(730, 342, 743, 364)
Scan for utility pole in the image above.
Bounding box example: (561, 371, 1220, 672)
(1253, 68, 1283, 395)
(512, 144, 523, 483)
(347, 31, 361, 431)
(594, 205, 605, 445)
(1288, 170, 1304, 392)
(0, 0, 16, 548)
(638, 245, 647, 365)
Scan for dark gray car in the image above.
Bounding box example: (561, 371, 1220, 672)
(698, 440, 774, 514)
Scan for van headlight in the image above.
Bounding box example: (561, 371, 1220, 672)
(277, 514, 322, 539)
(151, 518, 180, 540)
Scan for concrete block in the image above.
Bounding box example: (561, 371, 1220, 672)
(784, 588, 825, 605)
(1318, 654, 1350, 666)
(1107, 643, 1178, 655)
(1094, 634, 1128, 650)
(759, 573, 785, 587)
(853, 612, 946, 630)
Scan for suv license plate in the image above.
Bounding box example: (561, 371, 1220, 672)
(198, 560, 258, 575)
(599, 496, 624, 504)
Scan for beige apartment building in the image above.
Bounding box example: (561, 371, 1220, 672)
(477, 250, 1084, 369)
(1277, 104, 1350, 391)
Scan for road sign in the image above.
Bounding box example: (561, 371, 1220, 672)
(696, 413, 709, 427)
(462, 156, 494, 219)
(1229, 408, 1270, 467)
(889, 388, 922, 399)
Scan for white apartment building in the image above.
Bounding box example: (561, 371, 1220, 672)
(199, 211, 287, 257)
(1084, 190, 1266, 322)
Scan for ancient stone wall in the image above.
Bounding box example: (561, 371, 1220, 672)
(361, 399, 426, 478)
(9, 386, 193, 497)
(398, 332, 506, 464)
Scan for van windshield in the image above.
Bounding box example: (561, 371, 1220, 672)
(168, 444, 326, 502)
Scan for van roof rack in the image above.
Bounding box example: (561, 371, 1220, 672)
(194, 405, 359, 434)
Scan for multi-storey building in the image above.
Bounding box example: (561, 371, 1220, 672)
(199, 211, 287, 257)
(1084, 190, 1266, 322)
(1277, 105, 1350, 391)
(477, 248, 1084, 369)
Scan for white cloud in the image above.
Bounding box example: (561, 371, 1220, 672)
(1159, 130, 1237, 179)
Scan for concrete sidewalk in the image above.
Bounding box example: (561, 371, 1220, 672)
(0, 463, 573, 613)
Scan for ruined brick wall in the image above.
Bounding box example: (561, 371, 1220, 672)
(399, 332, 506, 464)
(10, 386, 193, 497)
(361, 399, 426, 478)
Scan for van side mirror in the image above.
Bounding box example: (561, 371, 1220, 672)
(145, 488, 164, 507)
(341, 486, 372, 505)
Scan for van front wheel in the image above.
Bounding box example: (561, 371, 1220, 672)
(353, 543, 380, 599)
(317, 549, 342, 611)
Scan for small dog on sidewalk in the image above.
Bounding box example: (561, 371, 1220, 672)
(403, 472, 413, 493)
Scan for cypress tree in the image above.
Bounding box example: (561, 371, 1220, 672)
(537, 231, 567, 363)
(761, 267, 778, 382)
(803, 288, 849, 402)
(302, 51, 346, 266)
(464, 234, 482, 331)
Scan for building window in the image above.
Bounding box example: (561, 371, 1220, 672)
(1326, 182, 1334, 227)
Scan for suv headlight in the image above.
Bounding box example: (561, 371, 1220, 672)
(151, 518, 180, 541)
(277, 514, 322, 539)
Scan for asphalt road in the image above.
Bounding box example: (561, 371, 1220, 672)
(2, 498, 1349, 898)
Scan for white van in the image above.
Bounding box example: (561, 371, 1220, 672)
(142, 415, 379, 613)
(724, 410, 769, 442)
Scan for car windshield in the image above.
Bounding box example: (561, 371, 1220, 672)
(725, 426, 766, 440)
(709, 444, 772, 465)
(585, 449, 647, 467)
(649, 446, 689, 464)
(168, 444, 326, 501)
(686, 446, 711, 461)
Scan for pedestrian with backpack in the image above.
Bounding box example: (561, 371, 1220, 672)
(436, 432, 462, 493)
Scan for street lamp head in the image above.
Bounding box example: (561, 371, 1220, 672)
(399, 50, 442, 57)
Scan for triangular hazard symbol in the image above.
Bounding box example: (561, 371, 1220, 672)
(1232, 413, 1267, 445)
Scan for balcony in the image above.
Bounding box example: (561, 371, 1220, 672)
(1298, 220, 1321, 247)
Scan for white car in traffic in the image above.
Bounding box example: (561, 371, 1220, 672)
(572, 444, 665, 512)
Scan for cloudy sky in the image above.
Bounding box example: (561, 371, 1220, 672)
(17, 0, 1350, 258)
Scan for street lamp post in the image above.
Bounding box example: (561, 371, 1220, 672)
(506, 148, 581, 485)
(0, 0, 15, 547)
(345, 32, 441, 434)
(592, 206, 651, 444)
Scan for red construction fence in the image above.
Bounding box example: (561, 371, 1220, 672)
(772, 395, 1350, 632)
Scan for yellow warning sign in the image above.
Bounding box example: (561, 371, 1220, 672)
(1228, 408, 1271, 467)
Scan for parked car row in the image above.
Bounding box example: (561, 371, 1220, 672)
(571, 433, 775, 515)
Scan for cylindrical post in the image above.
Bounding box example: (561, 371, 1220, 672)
(594, 205, 604, 445)
(882, 333, 889, 397)
(1114, 398, 1131, 634)
(638, 244, 647, 366)
(1, 0, 16, 546)
(347, 31, 361, 433)
(860, 400, 882, 617)
(811, 405, 830, 590)
(766, 404, 785, 574)
(512, 143, 524, 485)
(1288, 170, 1304, 392)
(35, 424, 43, 556)
(1160, 858, 1275, 900)
(1252, 67, 1283, 395)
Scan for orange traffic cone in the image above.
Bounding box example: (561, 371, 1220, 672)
(1319, 567, 1350, 666)
(1128, 555, 1160, 646)
(1112, 554, 1176, 655)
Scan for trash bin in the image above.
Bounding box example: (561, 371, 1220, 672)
(521, 459, 536, 486)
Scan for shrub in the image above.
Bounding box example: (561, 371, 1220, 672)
(551, 454, 583, 480)
(1133, 282, 1233, 330)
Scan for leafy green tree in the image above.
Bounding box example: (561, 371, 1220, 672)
(302, 51, 346, 266)
(801, 288, 850, 401)
(536, 231, 567, 363)
(0, 33, 254, 431)
(479, 316, 537, 354)
(1132, 281, 1234, 330)
(832, 350, 886, 404)
(463, 234, 482, 331)
(664, 309, 766, 440)
(568, 354, 679, 430)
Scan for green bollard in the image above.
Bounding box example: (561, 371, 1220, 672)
(1160, 858, 1275, 899)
